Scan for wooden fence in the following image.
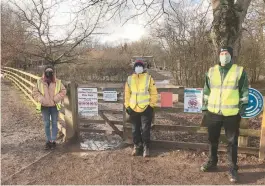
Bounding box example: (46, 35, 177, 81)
(1, 67, 265, 160)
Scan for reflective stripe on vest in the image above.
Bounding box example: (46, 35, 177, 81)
(208, 64, 243, 116)
(127, 74, 151, 109)
(36, 79, 62, 112)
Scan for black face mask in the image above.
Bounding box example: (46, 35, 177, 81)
(45, 71, 53, 78)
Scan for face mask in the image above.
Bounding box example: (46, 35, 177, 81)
(135, 66, 144, 74)
(219, 54, 231, 66)
(45, 71, 53, 78)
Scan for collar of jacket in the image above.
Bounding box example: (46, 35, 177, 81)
(132, 72, 148, 76)
(218, 62, 233, 70)
(40, 77, 56, 86)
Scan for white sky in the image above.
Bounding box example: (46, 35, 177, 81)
(48, 0, 150, 45)
(99, 23, 147, 44)
(10, 0, 211, 45)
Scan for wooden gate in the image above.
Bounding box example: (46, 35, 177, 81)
(64, 82, 125, 143)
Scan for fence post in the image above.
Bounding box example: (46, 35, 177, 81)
(64, 81, 78, 141)
(259, 107, 265, 161)
(122, 84, 133, 144)
(238, 118, 249, 147)
(123, 110, 133, 144)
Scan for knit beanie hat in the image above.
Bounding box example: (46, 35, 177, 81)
(44, 65, 54, 72)
(220, 46, 233, 58)
(133, 59, 144, 69)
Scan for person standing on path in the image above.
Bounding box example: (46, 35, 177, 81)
(33, 65, 66, 150)
(124, 59, 158, 157)
(201, 46, 249, 183)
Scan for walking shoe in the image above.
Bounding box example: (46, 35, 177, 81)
(44, 142, 51, 150)
(200, 161, 217, 172)
(131, 145, 142, 156)
(228, 169, 238, 183)
(143, 146, 150, 157)
(50, 141, 56, 150)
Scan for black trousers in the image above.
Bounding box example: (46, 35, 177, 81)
(130, 106, 153, 148)
(206, 111, 241, 170)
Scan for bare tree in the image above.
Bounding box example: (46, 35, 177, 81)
(153, 0, 214, 87)
(8, 0, 107, 66)
(239, 0, 265, 83)
(210, 0, 253, 61)
(1, 4, 29, 67)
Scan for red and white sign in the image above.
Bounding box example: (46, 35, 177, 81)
(78, 88, 98, 117)
(184, 88, 203, 113)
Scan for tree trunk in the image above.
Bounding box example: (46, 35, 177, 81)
(211, 0, 252, 62)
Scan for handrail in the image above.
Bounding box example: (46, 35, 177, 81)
(2, 69, 36, 87)
(3, 67, 40, 80)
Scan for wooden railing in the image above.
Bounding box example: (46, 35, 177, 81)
(1, 67, 265, 160)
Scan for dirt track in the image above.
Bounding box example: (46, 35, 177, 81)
(1, 79, 265, 185)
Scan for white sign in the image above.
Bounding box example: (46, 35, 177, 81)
(78, 88, 98, 117)
(184, 88, 203, 113)
(103, 91, 118, 102)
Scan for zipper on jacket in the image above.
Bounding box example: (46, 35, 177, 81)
(218, 69, 224, 114)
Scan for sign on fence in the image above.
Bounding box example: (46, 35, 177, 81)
(103, 88, 118, 102)
(241, 88, 264, 118)
(184, 88, 203, 113)
(160, 92, 173, 107)
(78, 88, 98, 117)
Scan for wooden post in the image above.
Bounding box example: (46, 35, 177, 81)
(238, 118, 249, 147)
(64, 95, 75, 140)
(65, 81, 79, 141)
(122, 84, 133, 144)
(259, 107, 265, 161)
(122, 86, 129, 143)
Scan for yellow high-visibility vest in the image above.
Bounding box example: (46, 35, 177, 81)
(208, 64, 243, 116)
(127, 73, 151, 110)
(36, 79, 62, 112)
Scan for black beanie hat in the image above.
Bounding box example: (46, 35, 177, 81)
(220, 46, 233, 58)
(44, 65, 54, 72)
(133, 60, 144, 69)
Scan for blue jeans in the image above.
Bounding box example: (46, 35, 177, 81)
(41, 106, 58, 142)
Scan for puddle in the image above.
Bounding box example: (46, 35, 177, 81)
(80, 133, 123, 151)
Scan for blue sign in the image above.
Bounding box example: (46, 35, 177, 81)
(241, 88, 264, 118)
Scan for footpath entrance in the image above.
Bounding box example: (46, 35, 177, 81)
(1, 68, 265, 185)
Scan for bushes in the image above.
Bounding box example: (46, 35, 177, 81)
(56, 59, 132, 83)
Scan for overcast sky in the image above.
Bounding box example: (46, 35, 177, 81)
(10, 0, 211, 45)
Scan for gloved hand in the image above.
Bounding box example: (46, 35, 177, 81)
(201, 104, 208, 112)
(126, 107, 134, 115)
(239, 104, 248, 116)
(147, 105, 154, 111)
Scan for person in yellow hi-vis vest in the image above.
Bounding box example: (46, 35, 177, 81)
(201, 47, 249, 183)
(124, 59, 158, 157)
(33, 65, 66, 150)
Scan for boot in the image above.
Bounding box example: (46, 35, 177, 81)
(44, 142, 51, 150)
(228, 169, 238, 183)
(50, 141, 56, 150)
(143, 145, 150, 157)
(200, 160, 217, 172)
(131, 145, 142, 156)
